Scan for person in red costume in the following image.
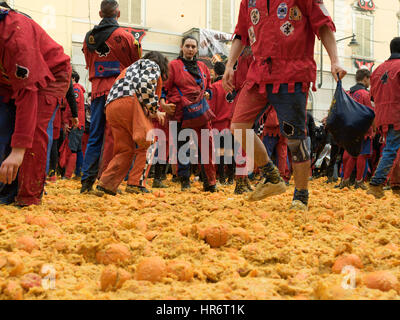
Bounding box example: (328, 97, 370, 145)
(60, 71, 86, 179)
(80, 0, 141, 193)
(163, 36, 217, 193)
(209, 62, 236, 186)
(223, 0, 346, 210)
(0, 2, 71, 206)
(367, 37, 400, 199)
(338, 68, 374, 190)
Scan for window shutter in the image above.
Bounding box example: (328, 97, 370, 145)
(222, 0, 232, 33)
(118, 0, 129, 23)
(355, 15, 372, 58)
(131, 0, 142, 25)
(211, 0, 221, 31)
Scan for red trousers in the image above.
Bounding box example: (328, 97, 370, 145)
(99, 96, 155, 193)
(16, 94, 58, 206)
(343, 151, 368, 181)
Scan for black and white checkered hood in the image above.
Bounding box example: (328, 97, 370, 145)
(106, 59, 161, 114)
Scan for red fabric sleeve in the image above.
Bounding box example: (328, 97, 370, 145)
(305, 0, 336, 39)
(233, 0, 250, 46)
(11, 89, 38, 149)
(209, 82, 218, 113)
(163, 62, 176, 99)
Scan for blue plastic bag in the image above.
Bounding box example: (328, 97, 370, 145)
(326, 79, 375, 157)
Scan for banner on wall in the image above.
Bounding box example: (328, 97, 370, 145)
(198, 29, 232, 68)
(357, 0, 375, 11)
(354, 58, 375, 71)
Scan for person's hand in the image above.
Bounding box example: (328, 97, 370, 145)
(222, 66, 235, 93)
(72, 117, 79, 128)
(160, 100, 176, 116)
(0, 148, 25, 184)
(63, 123, 71, 134)
(331, 63, 347, 81)
(156, 111, 166, 126)
(204, 91, 210, 100)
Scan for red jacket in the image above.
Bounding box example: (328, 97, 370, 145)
(0, 9, 71, 149)
(234, 0, 335, 93)
(233, 51, 253, 92)
(83, 26, 141, 99)
(164, 59, 212, 122)
(209, 79, 235, 132)
(370, 57, 400, 132)
(63, 83, 86, 130)
(347, 83, 374, 139)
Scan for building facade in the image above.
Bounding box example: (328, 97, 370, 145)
(7, 0, 400, 122)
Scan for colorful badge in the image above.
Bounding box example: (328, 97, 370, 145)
(289, 6, 302, 21)
(248, 26, 256, 45)
(250, 8, 260, 25)
(15, 65, 29, 79)
(280, 21, 294, 36)
(248, 0, 256, 8)
(277, 3, 288, 19)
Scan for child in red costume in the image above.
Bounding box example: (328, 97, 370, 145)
(340, 69, 374, 190)
(223, 0, 346, 210)
(0, 3, 71, 206)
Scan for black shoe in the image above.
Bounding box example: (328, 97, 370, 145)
(126, 185, 151, 194)
(93, 185, 117, 197)
(204, 184, 218, 193)
(234, 178, 248, 195)
(218, 177, 227, 185)
(80, 179, 94, 193)
(172, 175, 180, 183)
(152, 179, 168, 189)
(181, 177, 191, 191)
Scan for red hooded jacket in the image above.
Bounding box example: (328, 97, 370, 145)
(370, 57, 400, 133)
(234, 0, 335, 93)
(63, 83, 86, 130)
(164, 59, 212, 123)
(83, 25, 141, 99)
(0, 9, 71, 149)
(209, 79, 235, 132)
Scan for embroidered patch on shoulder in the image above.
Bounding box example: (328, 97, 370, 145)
(95, 43, 110, 57)
(277, 3, 288, 19)
(280, 21, 294, 36)
(250, 8, 260, 25)
(289, 6, 302, 21)
(226, 92, 236, 103)
(248, 0, 256, 8)
(248, 26, 256, 45)
(88, 35, 95, 45)
(381, 71, 389, 84)
(15, 65, 29, 79)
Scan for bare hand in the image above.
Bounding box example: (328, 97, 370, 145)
(160, 100, 176, 116)
(72, 117, 79, 128)
(156, 111, 166, 126)
(331, 63, 347, 81)
(0, 148, 25, 184)
(204, 92, 210, 100)
(63, 124, 70, 134)
(222, 67, 235, 93)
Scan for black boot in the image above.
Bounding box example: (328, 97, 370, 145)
(204, 184, 218, 193)
(80, 178, 95, 194)
(152, 163, 168, 188)
(226, 163, 235, 185)
(180, 177, 191, 191)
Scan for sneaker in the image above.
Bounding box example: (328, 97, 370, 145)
(234, 178, 248, 195)
(92, 185, 117, 197)
(227, 176, 234, 185)
(290, 200, 308, 211)
(180, 177, 191, 191)
(126, 185, 151, 194)
(367, 184, 385, 199)
(244, 177, 253, 192)
(204, 184, 218, 193)
(171, 175, 180, 183)
(354, 180, 368, 190)
(247, 162, 287, 202)
(337, 179, 351, 190)
(392, 186, 400, 196)
(218, 177, 227, 185)
(152, 179, 168, 189)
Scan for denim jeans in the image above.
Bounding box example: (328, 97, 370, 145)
(81, 96, 106, 182)
(371, 126, 400, 186)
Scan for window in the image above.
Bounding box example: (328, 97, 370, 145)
(354, 14, 373, 58)
(208, 0, 235, 33)
(118, 0, 144, 26)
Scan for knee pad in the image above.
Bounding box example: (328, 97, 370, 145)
(287, 139, 311, 163)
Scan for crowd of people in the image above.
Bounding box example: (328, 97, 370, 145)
(1, 0, 400, 212)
